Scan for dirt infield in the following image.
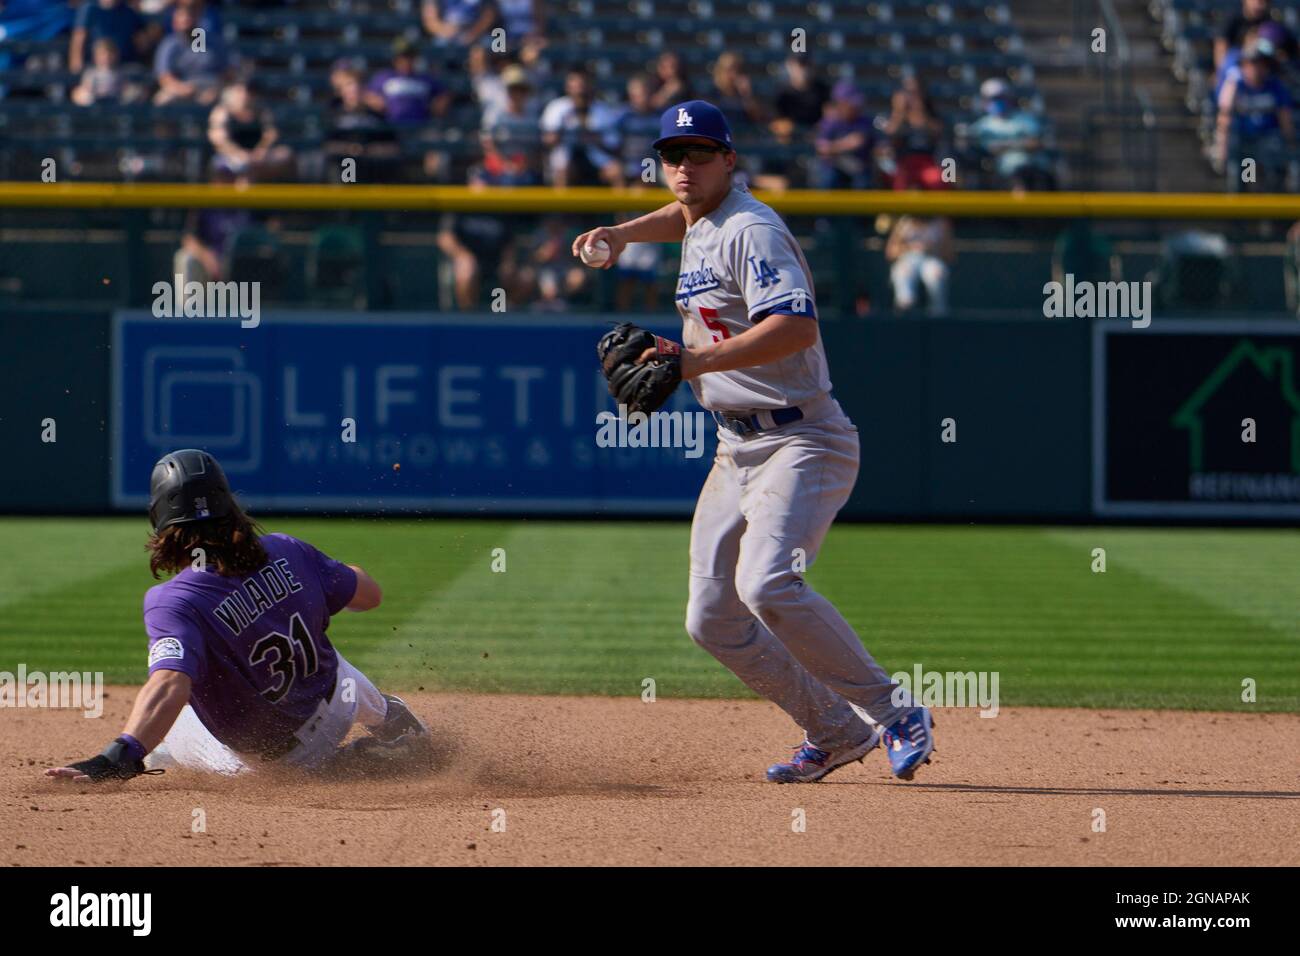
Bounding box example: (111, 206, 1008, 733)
(3, 690, 1297, 866)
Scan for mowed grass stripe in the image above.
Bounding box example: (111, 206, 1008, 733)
(1, 562, 162, 679)
(0, 517, 148, 609)
(1045, 527, 1300, 640)
(811, 525, 1295, 710)
(0, 519, 1295, 710)
(382, 522, 704, 695)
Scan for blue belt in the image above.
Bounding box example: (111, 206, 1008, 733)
(712, 404, 804, 436)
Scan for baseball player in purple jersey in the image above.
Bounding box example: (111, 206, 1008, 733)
(45, 449, 428, 783)
(574, 100, 935, 783)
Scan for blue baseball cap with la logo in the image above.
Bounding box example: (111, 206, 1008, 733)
(653, 100, 734, 151)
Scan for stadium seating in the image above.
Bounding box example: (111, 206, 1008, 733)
(0, 0, 1072, 314)
(0, 0, 1043, 185)
(1151, 0, 1300, 170)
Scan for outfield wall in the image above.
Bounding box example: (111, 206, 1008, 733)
(4, 310, 1299, 521)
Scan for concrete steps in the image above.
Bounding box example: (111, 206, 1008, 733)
(1008, 0, 1220, 192)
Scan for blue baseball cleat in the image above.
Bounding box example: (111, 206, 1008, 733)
(882, 707, 935, 780)
(765, 731, 881, 784)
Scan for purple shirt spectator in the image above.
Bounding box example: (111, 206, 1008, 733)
(143, 533, 357, 755)
(367, 69, 446, 124)
(191, 206, 253, 259)
(816, 114, 877, 163)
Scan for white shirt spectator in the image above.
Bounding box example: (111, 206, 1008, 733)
(539, 95, 622, 154)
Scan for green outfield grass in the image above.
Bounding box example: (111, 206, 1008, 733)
(0, 517, 1294, 711)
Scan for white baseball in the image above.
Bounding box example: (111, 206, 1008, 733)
(580, 239, 611, 267)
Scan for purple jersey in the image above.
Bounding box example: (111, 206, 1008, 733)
(367, 69, 444, 125)
(143, 533, 358, 755)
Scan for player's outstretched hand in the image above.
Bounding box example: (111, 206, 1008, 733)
(44, 740, 161, 783)
(571, 226, 626, 269)
(45, 765, 95, 782)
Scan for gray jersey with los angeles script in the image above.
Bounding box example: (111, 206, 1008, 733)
(675, 183, 832, 411)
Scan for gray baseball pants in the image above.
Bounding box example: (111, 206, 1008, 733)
(685, 394, 913, 751)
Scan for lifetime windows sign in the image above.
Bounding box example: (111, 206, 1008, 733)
(110, 311, 713, 515)
(1093, 320, 1300, 518)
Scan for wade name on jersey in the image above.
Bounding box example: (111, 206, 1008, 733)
(212, 558, 306, 636)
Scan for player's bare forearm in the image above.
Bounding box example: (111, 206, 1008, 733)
(616, 202, 688, 243)
(572, 203, 686, 269)
(122, 669, 193, 752)
(345, 564, 383, 611)
(679, 313, 818, 380)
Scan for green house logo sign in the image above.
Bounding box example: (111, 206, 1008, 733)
(1171, 339, 1300, 473)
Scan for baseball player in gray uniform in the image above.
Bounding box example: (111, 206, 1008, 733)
(575, 100, 935, 782)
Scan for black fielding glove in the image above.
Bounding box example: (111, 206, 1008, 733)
(596, 322, 683, 415)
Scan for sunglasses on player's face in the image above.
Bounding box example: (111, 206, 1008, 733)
(658, 145, 727, 167)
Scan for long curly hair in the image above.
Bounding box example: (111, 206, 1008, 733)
(146, 501, 267, 579)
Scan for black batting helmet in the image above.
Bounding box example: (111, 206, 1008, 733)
(148, 449, 235, 533)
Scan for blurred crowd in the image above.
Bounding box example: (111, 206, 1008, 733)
(9, 0, 1069, 314)
(1211, 0, 1298, 192)
(37, 1, 1062, 185)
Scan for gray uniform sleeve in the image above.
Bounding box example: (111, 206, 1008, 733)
(731, 223, 817, 322)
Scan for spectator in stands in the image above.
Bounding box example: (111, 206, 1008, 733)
(1258, 20, 1294, 65)
(760, 55, 827, 191)
(517, 32, 551, 86)
(329, 56, 368, 99)
(515, 216, 590, 311)
(208, 81, 295, 181)
(618, 73, 664, 186)
(175, 166, 253, 284)
(153, 4, 227, 105)
(648, 51, 692, 112)
(436, 191, 519, 309)
(614, 212, 661, 312)
(468, 44, 503, 115)
(749, 116, 800, 191)
(325, 67, 401, 183)
(773, 54, 830, 131)
(497, 0, 545, 44)
(1215, 21, 1293, 101)
(885, 212, 953, 316)
(539, 66, 624, 187)
(812, 79, 878, 189)
(469, 43, 517, 128)
(72, 37, 127, 106)
(421, 0, 498, 47)
(1216, 40, 1295, 192)
(709, 52, 765, 134)
(1215, 0, 1297, 71)
(479, 64, 541, 185)
(883, 74, 945, 190)
(141, 0, 221, 54)
(365, 37, 452, 126)
(967, 78, 1055, 191)
(69, 0, 148, 73)
(134, 0, 167, 60)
